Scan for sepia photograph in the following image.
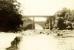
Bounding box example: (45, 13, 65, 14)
(0, 0, 74, 50)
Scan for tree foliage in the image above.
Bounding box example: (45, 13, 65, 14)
(55, 8, 74, 30)
(45, 8, 74, 30)
(55, 8, 74, 22)
(0, 0, 23, 32)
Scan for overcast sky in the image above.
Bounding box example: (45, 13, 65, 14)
(17, 0, 74, 16)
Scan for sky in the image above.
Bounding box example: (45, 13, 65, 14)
(17, 0, 74, 22)
(17, 0, 74, 16)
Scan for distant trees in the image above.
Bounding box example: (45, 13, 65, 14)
(55, 8, 74, 30)
(45, 16, 55, 30)
(22, 17, 35, 31)
(45, 8, 74, 30)
(0, 0, 23, 32)
(55, 8, 74, 22)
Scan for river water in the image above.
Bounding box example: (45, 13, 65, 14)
(18, 30, 74, 50)
(0, 30, 74, 50)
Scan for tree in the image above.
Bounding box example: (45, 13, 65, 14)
(45, 16, 55, 30)
(55, 8, 74, 30)
(0, 0, 23, 32)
